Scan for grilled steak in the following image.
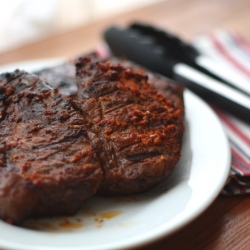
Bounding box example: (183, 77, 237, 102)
(76, 56, 184, 195)
(0, 55, 184, 224)
(0, 70, 102, 224)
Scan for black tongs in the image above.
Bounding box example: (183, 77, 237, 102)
(104, 23, 250, 123)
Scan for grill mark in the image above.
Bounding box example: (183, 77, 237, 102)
(92, 133, 109, 175)
(0, 145, 6, 168)
(31, 137, 79, 150)
(25, 129, 85, 151)
(30, 145, 71, 161)
(102, 97, 169, 116)
(102, 100, 136, 116)
(84, 84, 118, 98)
(100, 98, 104, 120)
(103, 96, 135, 108)
(109, 140, 120, 170)
(126, 152, 161, 161)
(89, 83, 171, 120)
(103, 104, 172, 129)
(70, 99, 93, 123)
(92, 80, 110, 85)
(95, 87, 128, 119)
(30, 138, 83, 161)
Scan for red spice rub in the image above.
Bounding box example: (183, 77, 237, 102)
(0, 55, 184, 224)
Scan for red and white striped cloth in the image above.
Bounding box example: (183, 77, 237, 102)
(193, 31, 250, 195)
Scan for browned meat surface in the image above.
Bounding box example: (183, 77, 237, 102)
(76, 56, 184, 195)
(0, 55, 184, 224)
(0, 70, 102, 224)
(0, 168, 38, 224)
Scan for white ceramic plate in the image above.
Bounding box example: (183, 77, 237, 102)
(0, 60, 231, 250)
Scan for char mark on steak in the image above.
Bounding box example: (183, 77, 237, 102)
(0, 70, 102, 224)
(0, 54, 184, 224)
(75, 56, 184, 195)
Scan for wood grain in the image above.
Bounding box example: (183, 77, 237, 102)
(0, 0, 250, 249)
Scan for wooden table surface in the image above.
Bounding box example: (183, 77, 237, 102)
(0, 0, 250, 249)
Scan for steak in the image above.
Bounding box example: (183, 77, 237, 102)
(0, 70, 102, 224)
(0, 55, 184, 224)
(76, 56, 184, 195)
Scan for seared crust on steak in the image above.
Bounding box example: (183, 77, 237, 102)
(76, 56, 184, 195)
(0, 54, 184, 223)
(0, 70, 102, 223)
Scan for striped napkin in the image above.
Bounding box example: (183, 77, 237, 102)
(193, 31, 250, 195)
